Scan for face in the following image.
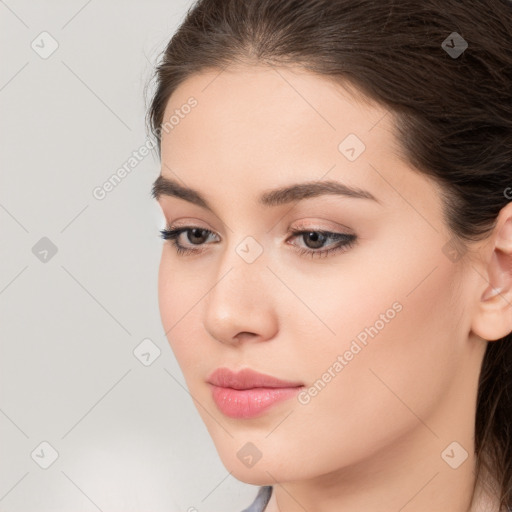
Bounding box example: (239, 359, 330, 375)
(154, 65, 483, 485)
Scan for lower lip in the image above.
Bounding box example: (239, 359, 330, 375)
(209, 384, 303, 419)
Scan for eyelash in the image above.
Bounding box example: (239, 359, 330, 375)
(159, 224, 357, 259)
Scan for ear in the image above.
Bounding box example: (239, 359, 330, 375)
(470, 201, 512, 342)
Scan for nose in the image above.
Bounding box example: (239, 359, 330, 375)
(202, 246, 279, 346)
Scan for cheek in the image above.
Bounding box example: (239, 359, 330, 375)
(157, 252, 199, 360)
(308, 224, 461, 369)
(157, 252, 175, 331)
(295, 245, 462, 446)
(291, 238, 458, 399)
(157, 249, 225, 388)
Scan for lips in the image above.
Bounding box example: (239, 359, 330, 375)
(207, 367, 303, 390)
(207, 367, 304, 419)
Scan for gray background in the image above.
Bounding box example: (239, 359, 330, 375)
(0, 1, 259, 510)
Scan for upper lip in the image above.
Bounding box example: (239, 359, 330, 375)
(207, 367, 304, 390)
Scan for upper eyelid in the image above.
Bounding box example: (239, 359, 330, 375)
(168, 225, 348, 235)
(166, 216, 353, 233)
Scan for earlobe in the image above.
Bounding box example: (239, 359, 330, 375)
(471, 203, 512, 342)
(481, 285, 504, 301)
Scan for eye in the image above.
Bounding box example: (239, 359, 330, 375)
(286, 227, 357, 258)
(159, 226, 218, 256)
(159, 225, 357, 259)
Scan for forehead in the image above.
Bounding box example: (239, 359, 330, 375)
(161, 65, 391, 148)
(162, 66, 395, 173)
(157, 65, 441, 222)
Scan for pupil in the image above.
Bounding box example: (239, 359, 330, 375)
(306, 232, 325, 249)
(190, 228, 206, 244)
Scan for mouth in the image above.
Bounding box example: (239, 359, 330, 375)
(207, 367, 304, 419)
(207, 367, 304, 389)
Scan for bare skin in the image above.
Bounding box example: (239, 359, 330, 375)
(153, 64, 512, 512)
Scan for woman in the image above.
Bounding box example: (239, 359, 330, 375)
(146, 0, 512, 510)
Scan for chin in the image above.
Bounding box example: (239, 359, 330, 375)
(217, 448, 298, 486)
(226, 466, 277, 486)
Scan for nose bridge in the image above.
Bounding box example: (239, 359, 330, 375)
(210, 232, 268, 308)
(203, 230, 276, 342)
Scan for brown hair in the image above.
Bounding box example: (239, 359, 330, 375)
(145, 0, 512, 508)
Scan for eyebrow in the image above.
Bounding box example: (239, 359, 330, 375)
(151, 175, 380, 210)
